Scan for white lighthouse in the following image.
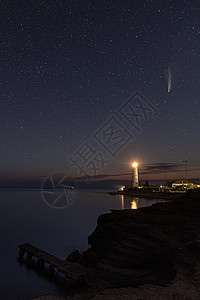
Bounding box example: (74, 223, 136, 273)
(132, 162, 139, 188)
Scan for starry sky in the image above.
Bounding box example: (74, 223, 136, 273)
(0, 0, 200, 188)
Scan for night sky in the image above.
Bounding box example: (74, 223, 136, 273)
(1, 0, 200, 187)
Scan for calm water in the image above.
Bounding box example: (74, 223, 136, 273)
(0, 190, 164, 300)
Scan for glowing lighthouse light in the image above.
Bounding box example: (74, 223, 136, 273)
(132, 162, 139, 188)
(132, 162, 138, 168)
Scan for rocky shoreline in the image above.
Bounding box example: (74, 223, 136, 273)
(65, 194, 200, 299)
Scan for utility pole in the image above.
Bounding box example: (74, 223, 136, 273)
(180, 160, 188, 179)
(185, 160, 188, 179)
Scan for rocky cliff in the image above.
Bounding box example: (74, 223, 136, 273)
(67, 197, 200, 289)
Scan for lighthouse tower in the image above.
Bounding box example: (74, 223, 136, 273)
(132, 162, 139, 188)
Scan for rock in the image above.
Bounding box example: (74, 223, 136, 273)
(66, 250, 82, 263)
(79, 197, 200, 288)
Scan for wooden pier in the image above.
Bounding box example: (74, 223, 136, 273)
(18, 243, 87, 281)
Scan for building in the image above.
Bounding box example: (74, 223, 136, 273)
(172, 180, 194, 189)
(132, 162, 139, 188)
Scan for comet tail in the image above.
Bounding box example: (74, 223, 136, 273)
(168, 66, 171, 93)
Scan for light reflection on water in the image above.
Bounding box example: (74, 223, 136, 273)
(119, 194, 164, 210)
(131, 200, 137, 209)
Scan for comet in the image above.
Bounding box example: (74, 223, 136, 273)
(167, 66, 172, 93)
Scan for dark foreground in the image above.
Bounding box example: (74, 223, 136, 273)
(33, 195, 200, 299)
(64, 195, 200, 299)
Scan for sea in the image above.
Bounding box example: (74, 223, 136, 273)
(0, 189, 165, 300)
